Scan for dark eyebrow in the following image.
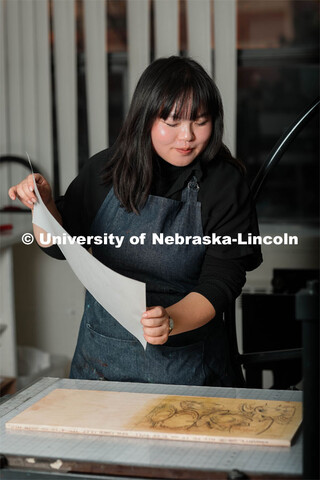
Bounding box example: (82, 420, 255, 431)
(196, 112, 210, 119)
(167, 112, 210, 120)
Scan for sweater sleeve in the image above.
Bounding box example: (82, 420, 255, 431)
(193, 160, 262, 313)
(193, 255, 247, 314)
(199, 160, 263, 267)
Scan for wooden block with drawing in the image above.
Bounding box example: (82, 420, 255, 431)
(6, 389, 302, 446)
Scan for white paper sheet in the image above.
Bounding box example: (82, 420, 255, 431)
(28, 157, 147, 349)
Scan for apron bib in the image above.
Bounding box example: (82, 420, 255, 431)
(70, 177, 233, 386)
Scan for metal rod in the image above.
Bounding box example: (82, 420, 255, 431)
(251, 97, 319, 202)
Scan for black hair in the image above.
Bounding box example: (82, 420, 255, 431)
(103, 56, 244, 213)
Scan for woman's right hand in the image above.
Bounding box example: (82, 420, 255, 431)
(8, 174, 53, 210)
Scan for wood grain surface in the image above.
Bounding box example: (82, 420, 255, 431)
(6, 389, 302, 446)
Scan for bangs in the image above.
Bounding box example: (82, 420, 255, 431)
(159, 85, 210, 121)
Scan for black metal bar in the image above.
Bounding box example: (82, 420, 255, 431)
(251, 97, 320, 202)
(296, 281, 319, 480)
(240, 348, 302, 365)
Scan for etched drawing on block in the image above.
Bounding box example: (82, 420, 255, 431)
(134, 398, 296, 436)
(129, 395, 301, 444)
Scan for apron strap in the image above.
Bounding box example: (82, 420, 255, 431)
(181, 176, 200, 203)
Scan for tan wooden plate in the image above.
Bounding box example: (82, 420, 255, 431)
(6, 389, 302, 446)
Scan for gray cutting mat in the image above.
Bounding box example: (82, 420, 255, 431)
(0, 377, 302, 476)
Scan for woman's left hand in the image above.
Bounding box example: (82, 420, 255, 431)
(141, 306, 171, 345)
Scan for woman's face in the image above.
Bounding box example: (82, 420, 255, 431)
(151, 106, 212, 167)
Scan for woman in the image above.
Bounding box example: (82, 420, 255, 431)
(9, 56, 262, 386)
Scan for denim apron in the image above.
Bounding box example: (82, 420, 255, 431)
(70, 177, 233, 386)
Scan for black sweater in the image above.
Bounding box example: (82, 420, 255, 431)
(42, 148, 262, 314)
